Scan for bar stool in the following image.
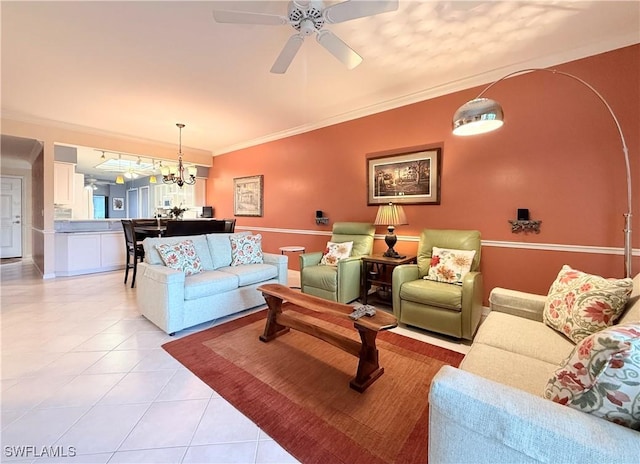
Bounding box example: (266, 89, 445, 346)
(121, 219, 145, 288)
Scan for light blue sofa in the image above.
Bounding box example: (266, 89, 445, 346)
(136, 232, 287, 335)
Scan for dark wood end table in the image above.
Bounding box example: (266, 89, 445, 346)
(361, 254, 417, 305)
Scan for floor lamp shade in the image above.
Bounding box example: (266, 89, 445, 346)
(374, 203, 408, 258)
(452, 97, 504, 136)
(452, 68, 633, 277)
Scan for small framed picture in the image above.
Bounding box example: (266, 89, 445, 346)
(233, 175, 263, 217)
(366, 145, 442, 205)
(112, 197, 124, 211)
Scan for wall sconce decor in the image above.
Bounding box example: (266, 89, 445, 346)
(508, 219, 542, 234)
(315, 210, 329, 225)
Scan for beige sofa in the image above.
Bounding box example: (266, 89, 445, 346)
(136, 232, 287, 335)
(429, 273, 640, 463)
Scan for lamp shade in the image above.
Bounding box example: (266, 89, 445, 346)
(115, 175, 124, 185)
(149, 175, 157, 184)
(452, 97, 504, 136)
(374, 203, 408, 226)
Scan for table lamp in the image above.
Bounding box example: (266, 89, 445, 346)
(374, 202, 408, 258)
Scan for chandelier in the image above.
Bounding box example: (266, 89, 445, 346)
(161, 123, 196, 187)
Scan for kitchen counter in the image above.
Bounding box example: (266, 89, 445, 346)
(55, 219, 124, 233)
(55, 221, 126, 276)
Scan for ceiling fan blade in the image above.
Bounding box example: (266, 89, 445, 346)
(316, 30, 362, 70)
(212, 10, 288, 25)
(270, 34, 305, 74)
(324, 0, 399, 24)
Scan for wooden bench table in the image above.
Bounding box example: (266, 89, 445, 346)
(257, 283, 398, 392)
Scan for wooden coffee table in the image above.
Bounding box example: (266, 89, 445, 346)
(257, 284, 398, 392)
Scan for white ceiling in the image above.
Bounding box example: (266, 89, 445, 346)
(2, 1, 639, 159)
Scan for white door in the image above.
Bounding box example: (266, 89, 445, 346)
(127, 188, 139, 218)
(0, 177, 22, 258)
(139, 186, 149, 218)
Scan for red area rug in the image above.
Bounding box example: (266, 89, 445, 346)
(162, 309, 464, 464)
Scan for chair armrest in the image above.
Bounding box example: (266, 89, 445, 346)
(392, 264, 420, 318)
(461, 271, 483, 340)
(489, 287, 547, 322)
(300, 251, 323, 269)
(334, 256, 362, 302)
(429, 366, 640, 463)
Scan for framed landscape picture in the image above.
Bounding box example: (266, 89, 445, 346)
(367, 145, 442, 205)
(234, 175, 264, 217)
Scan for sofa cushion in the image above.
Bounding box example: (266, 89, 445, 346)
(155, 240, 203, 276)
(320, 241, 353, 266)
(144, 234, 214, 270)
(460, 343, 558, 396)
(475, 311, 575, 365)
(425, 247, 476, 285)
(183, 270, 239, 300)
(206, 232, 250, 269)
(543, 265, 633, 343)
(230, 233, 264, 265)
(218, 263, 278, 287)
(544, 322, 640, 430)
(399, 279, 462, 311)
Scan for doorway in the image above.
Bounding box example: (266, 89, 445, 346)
(93, 195, 108, 219)
(0, 176, 23, 258)
(139, 186, 150, 218)
(126, 188, 139, 218)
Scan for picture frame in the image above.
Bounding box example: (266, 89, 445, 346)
(366, 145, 442, 205)
(233, 175, 264, 217)
(112, 197, 124, 211)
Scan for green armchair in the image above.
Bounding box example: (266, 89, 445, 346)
(300, 222, 375, 303)
(392, 229, 483, 340)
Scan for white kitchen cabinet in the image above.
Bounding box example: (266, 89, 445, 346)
(72, 173, 92, 219)
(54, 162, 75, 205)
(101, 232, 126, 268)
(55, 231, 125, 276)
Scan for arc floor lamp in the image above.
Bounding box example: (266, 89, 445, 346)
(452, 68, 633, 278)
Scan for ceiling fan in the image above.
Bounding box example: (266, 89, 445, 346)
(212, 0, 399, 74)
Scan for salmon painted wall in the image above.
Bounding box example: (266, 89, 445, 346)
(209, 45, 639, 301)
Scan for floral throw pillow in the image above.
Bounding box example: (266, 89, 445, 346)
(543, 265, 633, 343)
(424, 247, 476, 285)
(155, 240, 203, 276)
(319, 241, 353, 266)
(544, 322, 640, 430)
(229, 234, 264, 266)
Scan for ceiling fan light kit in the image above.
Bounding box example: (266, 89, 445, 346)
(213, 0, 399, 74)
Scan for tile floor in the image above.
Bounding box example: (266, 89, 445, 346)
(1, 261, 469, 463)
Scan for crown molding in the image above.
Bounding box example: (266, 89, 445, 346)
(215, 34, 639, 155)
